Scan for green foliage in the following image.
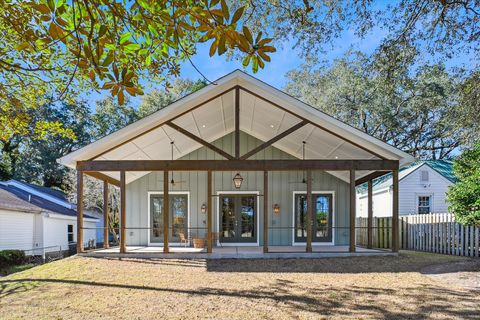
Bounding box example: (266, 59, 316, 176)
(0, 250, 26, 268)
(285, 51, 469, 159)
(0, 0, 276, 141)
(138, 79, 206, 117)
(447, 143, 480, 226)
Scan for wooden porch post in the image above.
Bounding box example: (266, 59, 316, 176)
(306, 170, 313, 253)
(76, 171, 84, 253)
(263, 171, 268, 253)
(163, 170, 169, 253)
(103, 181, 109, 249)
(367, 179, 373, 249)
(120, 171, 126, 253)
(349, 169, 356, 252)
(392, 169, 399, 252)
(207, 171, 213, 253)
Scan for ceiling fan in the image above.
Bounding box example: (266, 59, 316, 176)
(162, 141, 186, 186)
(289, 141, 314, 184)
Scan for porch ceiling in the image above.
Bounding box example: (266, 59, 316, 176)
(59, 70, 415, 184)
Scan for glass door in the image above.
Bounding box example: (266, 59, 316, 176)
(294, 193, 333, 243)
(220, 194, 257, 243)
(150, 194, 188, 243)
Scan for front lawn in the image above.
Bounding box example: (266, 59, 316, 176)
(0, 252, 478, 319)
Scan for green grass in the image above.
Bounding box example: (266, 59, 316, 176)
(0, 263, 37, 277)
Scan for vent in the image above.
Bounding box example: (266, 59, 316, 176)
(420, 170, 429, 182)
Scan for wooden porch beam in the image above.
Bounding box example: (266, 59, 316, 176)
(306, 170, 313, 253)
(163, 170, 169, 253)
(120, 171, 126, 253)
(207, 171, 212, 253)
(367, 179, 373, 249)
(78, 159, 399, 172)
(103, 181, 109, 249)
(84, 171, 120, 187)
(263, 171, 268, 253)
(240, 120, 309, 160)
(76, 171, 84, 253)
(355, 171, 389, 186)
(166, 122, 234, 160)
(349, 169, 356, 252)
(392, 169, 399, 252)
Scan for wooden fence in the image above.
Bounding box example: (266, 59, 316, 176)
(356, 213, 480, 257)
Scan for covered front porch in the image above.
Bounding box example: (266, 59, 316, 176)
(82, 245, 392, 259)
(59, 71, 414, 257)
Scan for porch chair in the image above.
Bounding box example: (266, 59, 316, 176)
(179, 232, 189, 247)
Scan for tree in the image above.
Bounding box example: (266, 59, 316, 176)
(138, 78, 206, 117)
(447, 143, 480, 226)
(285, 51, 465, 159)
(91, 97, 139, 138)
(245, 0, 480, 62)
(0, 0, 275, 140)
(64, 170, 120, 244)
(12, 101, 92, 187)
(0, 101, 87, 181)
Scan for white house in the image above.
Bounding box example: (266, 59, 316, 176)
(356, 160, 456, 217)
(0, 180, 99, 256)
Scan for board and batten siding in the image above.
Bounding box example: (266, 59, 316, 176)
(357, 164, 453, 217)
(126, 131, 350, 246)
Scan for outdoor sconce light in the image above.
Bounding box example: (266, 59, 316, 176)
(201, 203, 207, 214)
(273, 204, 280, 215)
(233, 173, 243, 189)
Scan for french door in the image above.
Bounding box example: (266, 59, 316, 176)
(219, 194, 257, 243)
(294, 193, 333, 243)
(150, 193, 188, 243)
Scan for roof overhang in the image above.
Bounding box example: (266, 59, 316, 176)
(59, 70, 415, 184)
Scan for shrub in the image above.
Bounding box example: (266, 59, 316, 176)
(0, 250, 26, 268)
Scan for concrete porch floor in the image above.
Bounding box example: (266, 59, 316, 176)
(82, 245, 394, 259)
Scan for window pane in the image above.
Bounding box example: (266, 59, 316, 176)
(241, 196, 255, 238)
(315, 195, 330, 238)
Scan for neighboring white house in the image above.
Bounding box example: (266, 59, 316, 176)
(356, 160, 456, 217)
(0, 180, 99, 255)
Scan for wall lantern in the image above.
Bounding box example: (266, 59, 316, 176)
(233, 173, 243, 189)
(273, 204, 280, 215)
(201, 203, 207, 214)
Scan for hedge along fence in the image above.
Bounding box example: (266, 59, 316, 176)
(0, 250, 26, 268)
(356, 213, 480, 257)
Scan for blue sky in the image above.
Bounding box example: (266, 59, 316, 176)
(84, 24, 474, 108)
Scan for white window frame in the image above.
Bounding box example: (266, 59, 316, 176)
(67, 224, 74, 243)
(216, 191, 260, 247)
(292, 191, 335, 246)
(147, 191, 191, 246)
(417, 194, 433, 214)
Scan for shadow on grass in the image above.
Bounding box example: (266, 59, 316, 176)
(1, 277, 479, 319)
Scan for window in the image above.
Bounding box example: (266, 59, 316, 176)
(420, 170, 429, 182)
(418, 196, 431, 214)
(67, 224, 74, 243)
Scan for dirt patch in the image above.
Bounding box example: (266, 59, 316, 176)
(422, 259, 480, 291)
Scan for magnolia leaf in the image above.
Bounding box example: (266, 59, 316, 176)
(231, 6, 244, 24)
(118, 89, 125, 105)
(220, 0, 229, 21)
(243, 26, 253, 44)
(32, 3, 50, 14)
(209, 40, 217, 57)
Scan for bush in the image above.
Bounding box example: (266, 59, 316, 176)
(0, 250, 26, 268)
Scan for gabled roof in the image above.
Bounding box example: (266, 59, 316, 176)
(357, 160, 456, 194)
(59, 70, 415, 183)
(0, 181, 97, 219)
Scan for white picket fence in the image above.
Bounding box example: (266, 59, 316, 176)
(357, 213, 480, 257)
